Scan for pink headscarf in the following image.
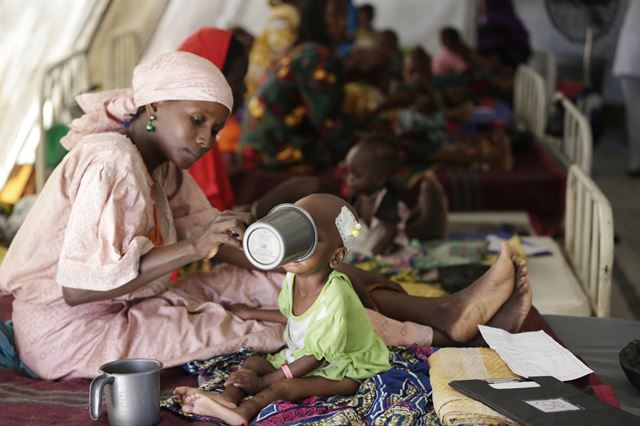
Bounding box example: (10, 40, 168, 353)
(60, 51, 234, 150)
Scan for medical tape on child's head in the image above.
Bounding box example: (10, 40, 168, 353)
(335, 206, 361, 253)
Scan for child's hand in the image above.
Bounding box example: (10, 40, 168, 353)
(226, 303, 254, 320)
(225, 367, 264, 394)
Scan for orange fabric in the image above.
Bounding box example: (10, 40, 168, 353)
(178, 28, 236, 210)
(217, 114, 241, 153)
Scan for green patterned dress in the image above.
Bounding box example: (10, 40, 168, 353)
(241, 43, 353, 171)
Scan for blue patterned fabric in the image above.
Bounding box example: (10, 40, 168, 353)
(0, 320, 37, 379)
(162, 346, 438, 425)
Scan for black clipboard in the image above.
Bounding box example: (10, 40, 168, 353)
(449, 376, 639, 426)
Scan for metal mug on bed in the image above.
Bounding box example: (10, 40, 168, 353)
(89, 358, 163, 426)
(243, 203, 318, 270)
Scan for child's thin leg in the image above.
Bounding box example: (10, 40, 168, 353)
(184, 377, 359, 425)
(405, 171, 448, 241)
(176, 355, 276, 409)
(218, 355, 277, 407)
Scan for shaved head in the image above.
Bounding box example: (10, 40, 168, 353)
(296, 193, 357, 248)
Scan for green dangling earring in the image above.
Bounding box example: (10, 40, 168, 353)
(146, 114, 156, 132)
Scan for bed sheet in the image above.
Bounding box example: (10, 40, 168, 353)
(0, 295, 619, 426)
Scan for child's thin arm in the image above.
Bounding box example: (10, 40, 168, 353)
(227, 303, 287, 324)
(262, 355, 322, 387)
(226, 355, 323, 395)
(371, 221, 398, 255)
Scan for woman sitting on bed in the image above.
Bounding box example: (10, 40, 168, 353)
(0, 50, 531, 382)
(240, 0, 389, 171)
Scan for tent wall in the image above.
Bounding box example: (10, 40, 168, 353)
(143, 0, 477, 61)
(0, 0, 98, 190)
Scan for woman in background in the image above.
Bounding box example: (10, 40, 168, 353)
(245, 0, 300, 99)
(240, 0, 386, 171)
(477, 0, 531, 68)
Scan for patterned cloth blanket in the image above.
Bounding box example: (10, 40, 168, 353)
(347, 240, 487, 284)
(162, 346, 441, 425)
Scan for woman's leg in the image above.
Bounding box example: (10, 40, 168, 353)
(366, 309, 434, 346)
(429, 256, 531, 346)
(184, 376, 359, 425)
(369, 242, 520, 342)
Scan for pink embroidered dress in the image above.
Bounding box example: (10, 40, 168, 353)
(0, 133, 286, 379)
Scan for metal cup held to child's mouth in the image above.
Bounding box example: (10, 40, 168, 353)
(243, 203, 318, 270)
(89, 358, 162, 426)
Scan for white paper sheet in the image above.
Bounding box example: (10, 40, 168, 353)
(478, 325, 593, 381)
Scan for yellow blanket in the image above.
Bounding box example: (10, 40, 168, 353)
(429, 347, 519, 425)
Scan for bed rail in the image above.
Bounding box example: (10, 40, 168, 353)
(564, 165, 613, 317)
(514, 65, 547, 141)
(36, 50, 90, 191)
(543, 93, 593, 176)
(529, 49, 557, 108)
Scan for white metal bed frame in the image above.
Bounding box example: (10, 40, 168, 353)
(564, 165, 614, 317)
(544, 93, 593, 176)
(514, 64, 547, 141)
(529, 48, 557, 109)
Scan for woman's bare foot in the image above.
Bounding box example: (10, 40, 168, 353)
(445, 242, 517, 342)
(469, 257, 532, 345)
(181, 393, 248, 425)
(406, 171, 449, 241)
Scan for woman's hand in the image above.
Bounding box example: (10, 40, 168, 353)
(192, 211, 253, 260)
(225, 367, 265, 394)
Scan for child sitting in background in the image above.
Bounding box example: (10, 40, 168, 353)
(432, 27, 470, 77)
(174, 194, 391, 424)
(373, 46, 472, 160)
(345, 134, 449, 256)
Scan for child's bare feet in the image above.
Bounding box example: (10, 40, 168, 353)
(175, 386, 239, 409)
(490, 132, 513, 172)
(406, 171, 449, 241)
(173, 386, 198, 405)
(445, 242, 517, 342)
(182, 393, 248, 425)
